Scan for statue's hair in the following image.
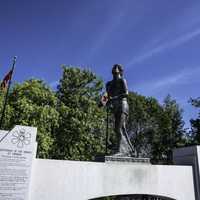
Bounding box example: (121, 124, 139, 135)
(112, 64, 124, 75)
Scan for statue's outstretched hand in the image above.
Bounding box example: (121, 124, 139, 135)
(99, 92, 109, 107)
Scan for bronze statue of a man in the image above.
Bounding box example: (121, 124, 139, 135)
(106, 64, 134, 157)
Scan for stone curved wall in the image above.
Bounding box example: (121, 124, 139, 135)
(89, 194, 175, 200)
(30, 159, 195, 200)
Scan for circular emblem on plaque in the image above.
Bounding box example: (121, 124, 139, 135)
(11, 128, 31, 148)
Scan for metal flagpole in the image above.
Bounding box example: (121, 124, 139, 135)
(0, 56, 17, 129)
(105, 105, 109, 155)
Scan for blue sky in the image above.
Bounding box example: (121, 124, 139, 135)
(0, 0, 200, 127)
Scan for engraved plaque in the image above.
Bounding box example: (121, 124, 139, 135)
(0, 126, 37, 200)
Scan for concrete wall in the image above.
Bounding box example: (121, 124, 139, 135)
(30, 159, 195, 200)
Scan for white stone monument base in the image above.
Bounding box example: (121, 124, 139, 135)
(30, 158, 195, 200)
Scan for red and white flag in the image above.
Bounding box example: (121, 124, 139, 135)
(0, 69, 13, 90)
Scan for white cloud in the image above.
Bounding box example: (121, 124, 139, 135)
(87, 12, 126, 59)
(134, 67, 200, 95)
(127, 28, 200, 67)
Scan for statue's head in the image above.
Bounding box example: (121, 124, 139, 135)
(112, 64, 123, 77)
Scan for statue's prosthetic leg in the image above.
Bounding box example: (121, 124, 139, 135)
(114, 112, 135, 156)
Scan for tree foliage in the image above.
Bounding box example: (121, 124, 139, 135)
(1, 79, 59, 158)
(0, 67, 187, 164)
(54, 66, 106, 160)
(189, 97, 200, 144)
(127, 93, 185, 163)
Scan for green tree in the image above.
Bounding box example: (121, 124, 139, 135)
(54, 66, 106, 160)
(189, 97, 200, 144)
(127, 93, 185, 164)
(160, 95, 186, 163)
(190, 118, 200, 143)
(127, 92, 162, 159)
(0, 69, 186, 164)
(6, 79, 59, 158)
